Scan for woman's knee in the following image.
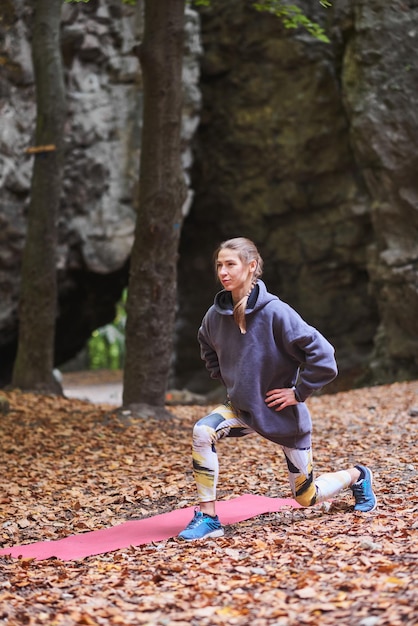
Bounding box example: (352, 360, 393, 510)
(192, 422, 215, 448)
(294, 488, 317, 508)
(192, 411, 227, 447)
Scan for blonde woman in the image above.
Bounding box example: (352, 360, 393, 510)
(179, 238, 376, 540)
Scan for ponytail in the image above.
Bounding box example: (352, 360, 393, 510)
(233, 280, 256, 334)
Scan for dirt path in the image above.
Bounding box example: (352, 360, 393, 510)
(62, 370, 122, 406)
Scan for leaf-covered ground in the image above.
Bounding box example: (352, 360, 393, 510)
(0, 380, 417, 626)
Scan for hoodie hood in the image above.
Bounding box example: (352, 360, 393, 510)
(213, 280, 277, 315)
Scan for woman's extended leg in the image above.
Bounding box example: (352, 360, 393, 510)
(282, 447, 377, 511)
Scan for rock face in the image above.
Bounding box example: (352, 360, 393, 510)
(176, 0, 418, 391)
(0, 0, 417, 390)
(0, 0, 141, 382)
(0, 0, 201, 383)
(341, 1, 418, 383)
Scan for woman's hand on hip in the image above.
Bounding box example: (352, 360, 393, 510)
(265, 388, 298, 411)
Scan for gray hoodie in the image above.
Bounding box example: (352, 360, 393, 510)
(198, 280, 338, 448)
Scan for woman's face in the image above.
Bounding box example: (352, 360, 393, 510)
(216, 248, 256, 294)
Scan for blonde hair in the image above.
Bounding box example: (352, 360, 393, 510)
(215, 237, 263, 334)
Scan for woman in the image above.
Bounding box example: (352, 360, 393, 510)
(179, 237, 377, 541)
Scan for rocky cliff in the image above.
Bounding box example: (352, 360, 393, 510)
(341, 1, 418, 383)
(0, 0, 201, 384)
(0, 0, 417, 390)
(177, 0, 418, 391)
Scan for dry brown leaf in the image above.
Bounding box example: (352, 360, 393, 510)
(0, 380, 417, 626)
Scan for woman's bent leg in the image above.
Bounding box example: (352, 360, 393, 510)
(178, 404, 252, 540)
(192, 403, 253, 503)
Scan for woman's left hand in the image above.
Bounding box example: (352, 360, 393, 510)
(265, 388, 298, 411)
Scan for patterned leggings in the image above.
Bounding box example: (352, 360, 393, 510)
(192, 403, 353, 506)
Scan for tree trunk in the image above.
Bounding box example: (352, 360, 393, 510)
(12, 0, 66, 393)
(122, 0, 187, 416)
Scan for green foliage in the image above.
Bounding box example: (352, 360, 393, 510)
(65, 0, 330, 42)
(88, 289, 127, 371)
(252, 1, 330, 42)
(191, 0, 331, 43)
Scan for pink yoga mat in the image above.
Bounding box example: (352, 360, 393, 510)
(0, 494, 300, 561)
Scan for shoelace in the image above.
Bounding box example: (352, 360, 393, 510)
(351, 479, 367, 502)
(186, 513, 205, 529)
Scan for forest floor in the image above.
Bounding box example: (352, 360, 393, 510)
(0, 378, 417, 626)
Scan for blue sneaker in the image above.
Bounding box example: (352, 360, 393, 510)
(178, 509, 224, 541)
(351, 465, 377, 512)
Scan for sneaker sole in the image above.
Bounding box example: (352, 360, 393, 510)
(179, 528, 225, 541)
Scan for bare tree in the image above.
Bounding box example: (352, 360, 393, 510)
(122, 0, 188, 417)
(12, 0, 66, 393)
